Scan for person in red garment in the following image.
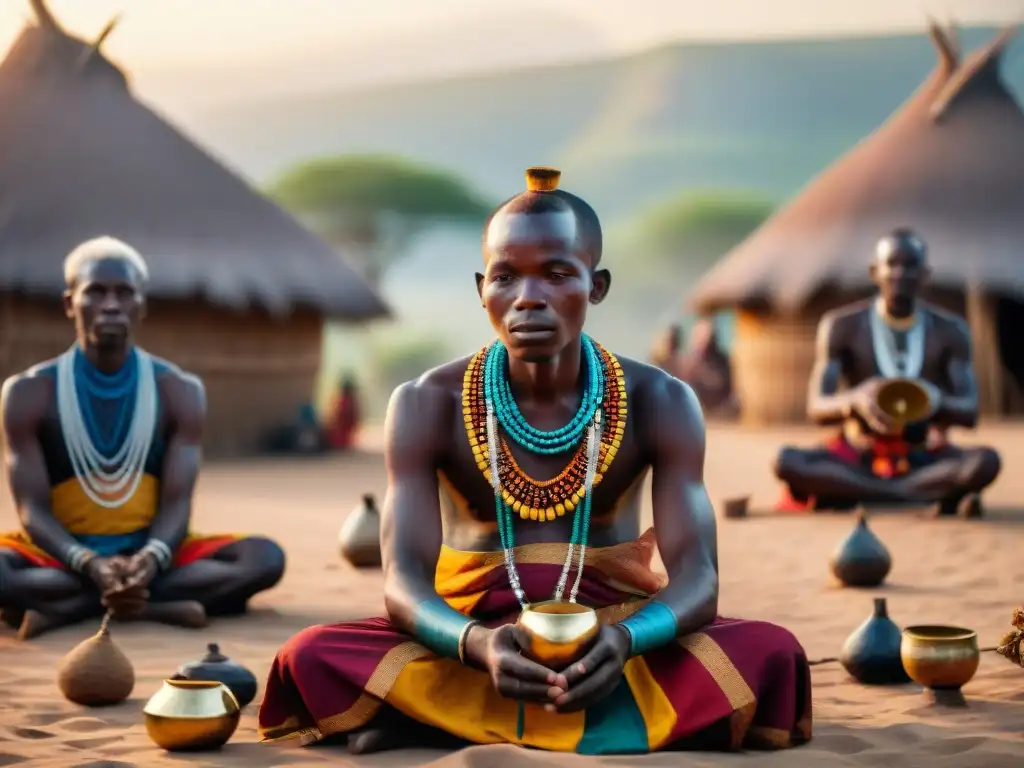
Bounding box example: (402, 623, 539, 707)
(0, 236, 286, 639)
(327, 376, 361, 450)
(258, 168, 811, 755)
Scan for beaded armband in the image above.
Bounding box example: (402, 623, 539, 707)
(414, 598, 475, 660)
(619, 601, 679, 657)
(140, 539, 174, 572)
(64, 543, 97, 574)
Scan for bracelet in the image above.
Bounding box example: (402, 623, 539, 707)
(414, 598, 474, 659)
(619, 601, 679, 657)
(65, 543, 96, 574)
(458, 620, 480, 665)
(140, 539, 173, 571)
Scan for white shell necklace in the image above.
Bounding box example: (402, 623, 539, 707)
(870, 298, 925, 379)
(486, 404, 602, 608)
(56, 346, 158, 509)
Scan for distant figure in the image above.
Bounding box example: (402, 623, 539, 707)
(265, 402, 327, 455)
(773, 229, 1001, 516)
(0, 237, 285, 639)
(327, 376, 361, 451)
(649, 324, 685, 372)
(676, 319, 738, 418)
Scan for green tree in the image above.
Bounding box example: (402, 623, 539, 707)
(614, 190, 775, 275)
(369, 334, 450, 402)
(269, 155, 492, 284)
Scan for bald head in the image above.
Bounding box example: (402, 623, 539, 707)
(483, 168, 602, 266)
(874, 228, 927, 268)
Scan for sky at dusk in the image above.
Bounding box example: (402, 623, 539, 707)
(0, 0, 1020, 74)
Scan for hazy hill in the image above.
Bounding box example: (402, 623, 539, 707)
(176, 26, 1023, 226)
(149, 27, 1024, 384)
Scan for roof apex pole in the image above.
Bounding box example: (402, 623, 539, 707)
(930, 23, 1020, 122)
(76, 14, 122, 72)
(28, 0, 63, 32)
(927, 18, 960, 73)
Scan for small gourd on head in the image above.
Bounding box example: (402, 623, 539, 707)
(524, 166, 562, 192)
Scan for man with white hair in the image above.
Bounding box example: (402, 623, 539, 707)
(0, 236, 286, 639)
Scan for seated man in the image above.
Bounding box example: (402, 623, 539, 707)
(258, 168, 811, 755)
(0, 237, 286, 639)
(774, 228, 1001, 516)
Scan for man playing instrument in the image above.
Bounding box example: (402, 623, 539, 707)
(774, 228, 1001, 516)
(0, 237, 286, 639)
(259, 168, 811, 755)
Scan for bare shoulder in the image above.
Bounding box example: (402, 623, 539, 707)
(923, 303, 972, 349)
(152, 356, 206, 415)
(1, 362, 56, 426)
(820, 299, 871, 338)
(384, 355, 472, 461)
(616, 355, 704, 438)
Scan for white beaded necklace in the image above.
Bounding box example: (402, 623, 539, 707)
(870, 298, 925, 379)
(485, 405, 601, 608)
(56, 346, 158, 509)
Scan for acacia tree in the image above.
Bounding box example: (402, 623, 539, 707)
(269, 155, 491, 285)
(619, 191, 775, 274)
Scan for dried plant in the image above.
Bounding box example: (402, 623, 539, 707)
(995, 607, 1024, 667)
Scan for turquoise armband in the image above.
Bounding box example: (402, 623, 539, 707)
(619, 601, 678, 657)
(413, 598, 473, 659)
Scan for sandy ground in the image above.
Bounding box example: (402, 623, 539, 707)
(1, 423, 1023, 767)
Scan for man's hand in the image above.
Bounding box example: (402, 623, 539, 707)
(851, 377, 896, 435)
(83, 556, 125, 594)
(551, 624, 630, 713)
(85, 556, 148, 619)
(121, 550, 160, 590)
(468, 625, 566, 704)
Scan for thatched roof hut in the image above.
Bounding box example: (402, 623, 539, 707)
(689, 23, 1024, 425)
(0, 2, 389, 456)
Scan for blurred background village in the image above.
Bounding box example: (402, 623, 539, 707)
(0, 0, 1021, 457)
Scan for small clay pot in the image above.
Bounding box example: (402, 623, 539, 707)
(830, 511, 892, 587)
(721, 496, 749, 519)
(173, 642, 259, 709)
(56, 613, 135, 706)
(839, 598, 911, 685)
(339, 493, 382, 568)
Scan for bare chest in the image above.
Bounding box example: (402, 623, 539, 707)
(438, 410, 648, 551)
(842, 318, 949, 387)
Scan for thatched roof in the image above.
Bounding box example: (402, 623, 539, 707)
(690, 23, 1024, 315)
(0, 3, 389, 320)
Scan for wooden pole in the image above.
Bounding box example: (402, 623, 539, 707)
(964, 285, 1003, 418)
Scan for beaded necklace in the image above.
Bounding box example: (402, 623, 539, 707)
(463, 335, 627, 606)
(56, 346, 158, 509)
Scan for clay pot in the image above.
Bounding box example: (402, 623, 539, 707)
(830, 511, 892, 587)
(173, 642, 259, 709)
(56, 613, 135, 706)
(721, 496, 749, 519)
(839, 598, 911, 685)
(339, 493, 382, 568)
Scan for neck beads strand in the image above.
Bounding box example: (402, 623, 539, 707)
(56, 346, 158, 509)
(462, 334, 627, 606)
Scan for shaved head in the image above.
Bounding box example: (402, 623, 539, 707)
(483, 168, 602, 266)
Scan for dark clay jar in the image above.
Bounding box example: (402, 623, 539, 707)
(839, 598, 911, 685)
(173, 643, 259, 708)
(830, 512, 892, 588)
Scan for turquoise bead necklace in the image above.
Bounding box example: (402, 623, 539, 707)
(482, 335, 603, 607)
(483, 334, 604, 455)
